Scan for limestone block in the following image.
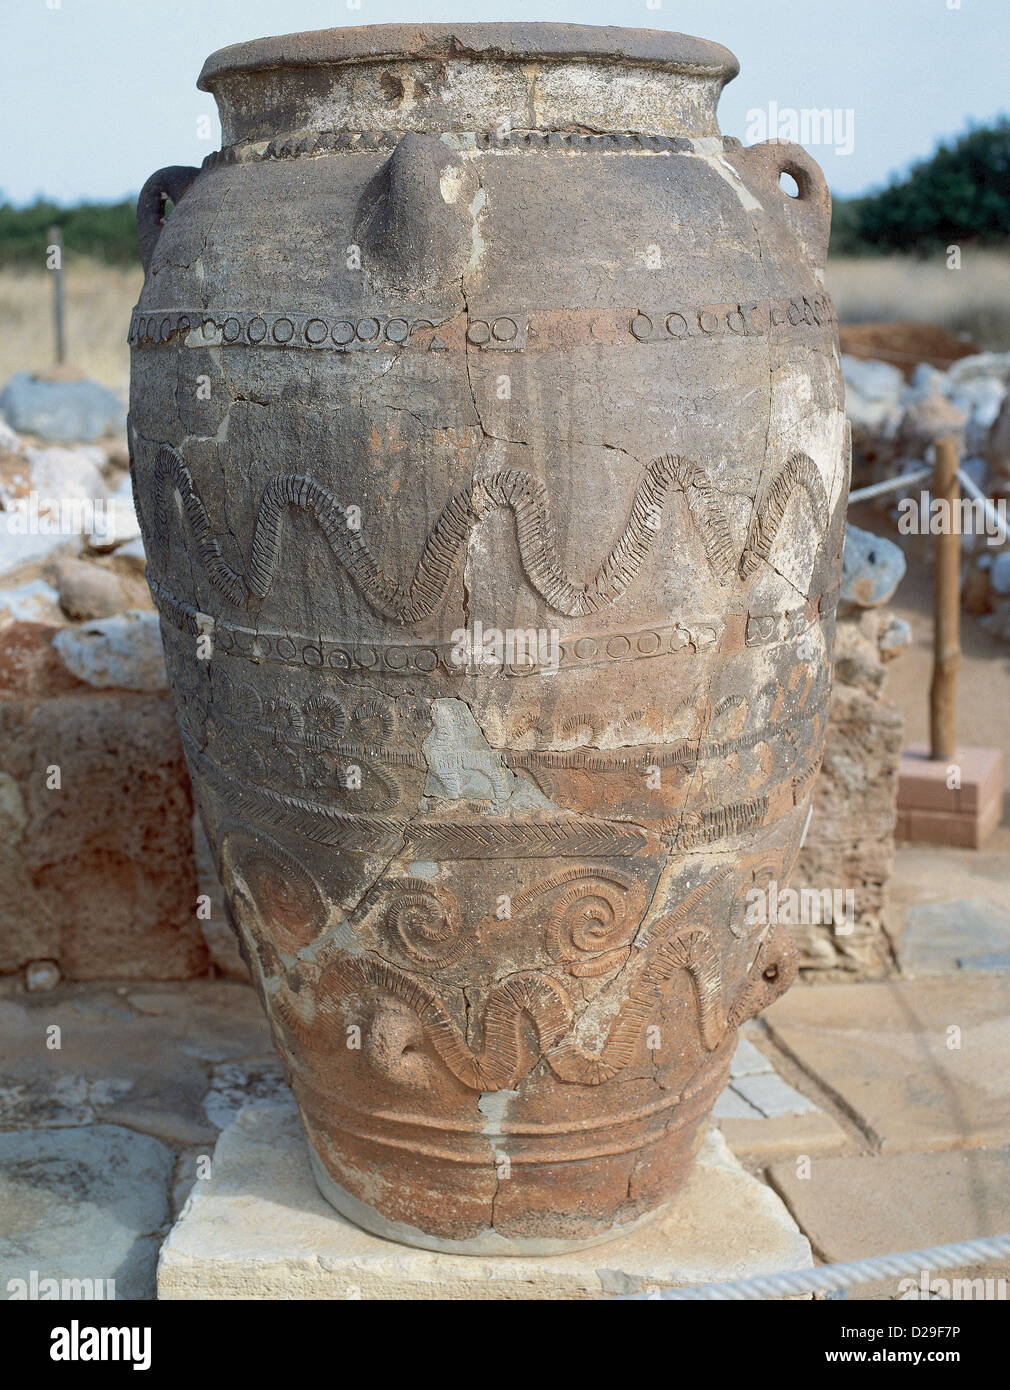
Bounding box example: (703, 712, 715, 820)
(158, 1102, 812, 1300)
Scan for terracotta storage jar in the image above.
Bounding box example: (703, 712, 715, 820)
(130, 23, 846, 1253)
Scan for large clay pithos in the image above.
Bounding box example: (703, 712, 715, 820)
(129, 24, 846, 1253)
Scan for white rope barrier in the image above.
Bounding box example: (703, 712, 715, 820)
(617, 1233, 1010, 1300)
(847, 464, 934, 504)
(957, 466, 1010, 545)
(845, 459, 1008, 546)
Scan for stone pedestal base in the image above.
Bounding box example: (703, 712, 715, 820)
(157, 1101, 811, 1300)
(897, 744, 1003, 848)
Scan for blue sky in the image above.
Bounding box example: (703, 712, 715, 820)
(2, 0, 1007, 203)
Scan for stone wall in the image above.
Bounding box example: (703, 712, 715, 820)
(790, 607, 907, 977)
(0, 417, 211, 985)
(0, 620, 207, 981)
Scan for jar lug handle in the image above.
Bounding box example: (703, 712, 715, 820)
(137, 165, 201, 274)
(725, 139, 832, 269)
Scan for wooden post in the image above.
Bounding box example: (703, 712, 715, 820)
(930, 436, 961, 762)
(48, 224, 66, 365)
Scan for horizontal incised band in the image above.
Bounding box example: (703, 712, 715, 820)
(200, 129, 708, 171)
(150, 577, 836, 676)
(184, 690, 817, 784)
(127, 292, 835, 352)
(184, 732, 816, 859)
(300, 1044, 731, 1139)
(302, 1079, 724, 1166)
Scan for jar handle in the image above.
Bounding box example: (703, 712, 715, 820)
(137, 165, 200, 273)
(725, 139, 832, 268)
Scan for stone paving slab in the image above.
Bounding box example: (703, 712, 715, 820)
(0, 981, 273, 1146)
(715, 1039, 851, 1157)
(158, 1102, 812, 1300)
(717, 1111, 852, 1159)
(891, 841, 1010, 923)
(731, 1071, 819, 1117)
(202, 1058, 290, 1131)
(0, 1124, 173, 1300)
(717, 1037, 820, 1118)
(122, 982, 273, 1061)
(763, 977, 1010, 1152)
(900, 899, 1010, 976)
(768, 1150, 1010, 1284)
(729, 1037, 774, 1078)
(712, 1036, 851, 1161)
(965, 952, 1010, 970)
(713, 1087, 763, 1119)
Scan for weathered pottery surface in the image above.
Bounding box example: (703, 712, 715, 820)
(129, 23, 847, 1253)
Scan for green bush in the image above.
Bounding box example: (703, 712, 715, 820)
(828, 196, 871, 256)
(831, 118, 1010, 257)
(0, 198, 139, 267)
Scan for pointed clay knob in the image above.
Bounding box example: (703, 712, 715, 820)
(355, 132, 480, 292)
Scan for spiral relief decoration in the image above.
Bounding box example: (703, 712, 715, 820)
(386, 878, 468, 967)
(221, 831, 328, 954)
(727, 851, 786, 940)
(270, 865, 798, 1090)
(214, 669, 263, 724)
(350, 698, 396, 743)
(544, 868, 646, 977)
(331, 759, 402, 812)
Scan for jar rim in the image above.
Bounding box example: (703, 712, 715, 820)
(197, 21, 740, 90)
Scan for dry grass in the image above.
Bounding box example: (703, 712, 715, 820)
(827, 250, 1010, 351)
(0, 258, 142, 397)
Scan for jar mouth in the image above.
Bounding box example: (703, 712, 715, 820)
(197, 21, 739, 90)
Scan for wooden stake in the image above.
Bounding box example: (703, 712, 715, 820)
(48, 224, 66, 365)
(930, 436, 961, 762)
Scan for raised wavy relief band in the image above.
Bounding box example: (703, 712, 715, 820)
(148, 443, 828, 620)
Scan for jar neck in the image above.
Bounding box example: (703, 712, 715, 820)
(207, 58, 729, 148)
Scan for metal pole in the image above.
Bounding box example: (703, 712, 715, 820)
(930, 437, 961, 762)
(48, 224, 66, 365)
